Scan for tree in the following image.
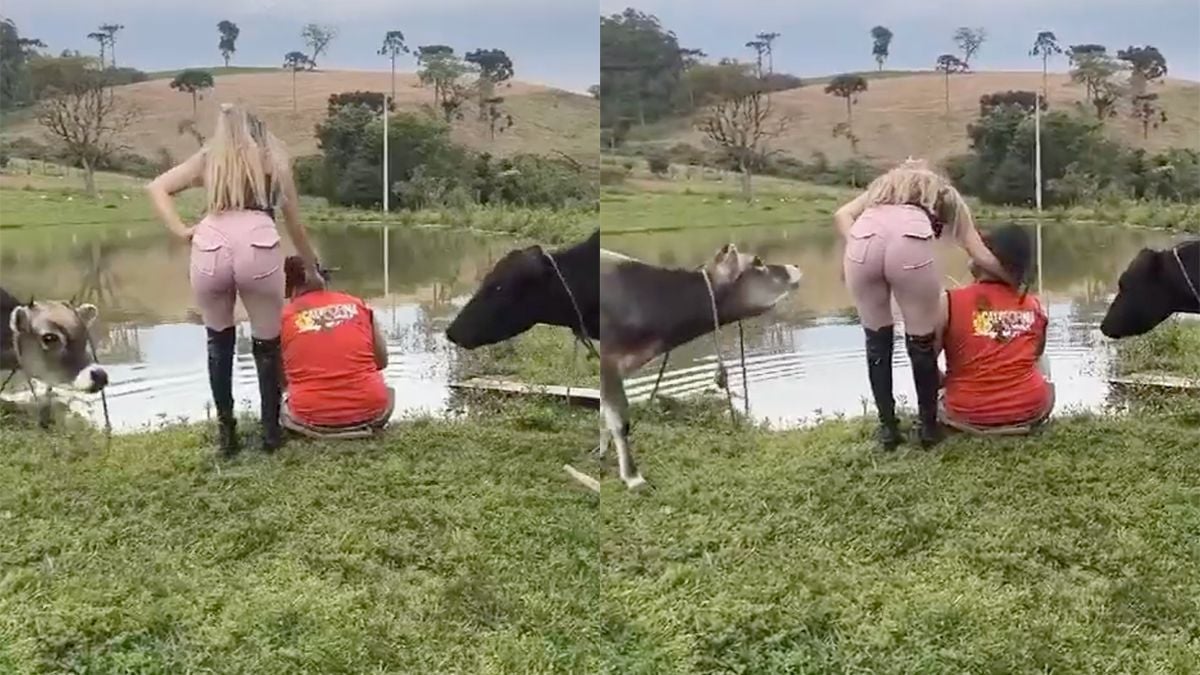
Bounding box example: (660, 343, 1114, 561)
(301, 24, 336, 70)
(169, 70, 214, 114)
(483, 96, 513, 140)
(283, 51, 311, 111)
(745, 39, 767, 78)
(935, 54, 968, 115)
(1068, 46, 1125, 120)
(327, 91, 394, 115)
(100, 24, 123, 68)
(0, 19, 46, 110)
(217, 20, 240, 67)
(1131, 93, 1167, 139)
(870, 26, 893, 71)
(1029, 31, 1062, 104)
(599, 9, 687, 128)
(953, 27, 986, 67)
(416, 45, 456, 105)
(1118, 45, 1167, 96)
(980, 90, 1045, 117)
(178, 119, 205, 148)
(755, 32, 780, 75)
(378, 30, 409, 101)
(587, 84, 600, 99)
(465, 48, 514, 121)
(37, 71, 139, 196)
(824, 73, 868, 133)
(87, 31, 108, 69)
(697, 86, 786, 201)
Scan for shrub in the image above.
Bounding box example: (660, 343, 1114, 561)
(647, 154, 670, 176)
(292, 154, 327, 197)
(600, 165, 628, 186)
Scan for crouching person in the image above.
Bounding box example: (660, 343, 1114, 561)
(280, 256, 394, 438)
(937, 225, 1054, 433)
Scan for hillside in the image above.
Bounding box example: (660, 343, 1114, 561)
(652, 71, 1200, 165)
(4, 69, 598, 164)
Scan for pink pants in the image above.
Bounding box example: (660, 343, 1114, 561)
(189, 211, 285, 339)
(843, 205, 942, 335)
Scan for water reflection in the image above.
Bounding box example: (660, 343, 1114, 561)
(0, 225, 514, 431)
(603, 223, 1188, 428)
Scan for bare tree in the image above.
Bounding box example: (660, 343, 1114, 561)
(37, 74, 139, 196)
(301, 24, 337, 70)
(953, 27, 987, 67)
(697, 87, 787, 201)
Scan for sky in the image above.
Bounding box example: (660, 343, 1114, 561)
(2, 0, 600, 93)
(601, 0, 1200, 82)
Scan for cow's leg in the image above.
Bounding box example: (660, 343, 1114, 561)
(601, 360, 645, 489)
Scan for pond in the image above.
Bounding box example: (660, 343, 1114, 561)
(0, 225, 521, 432)
(602, 222, 1189, 429)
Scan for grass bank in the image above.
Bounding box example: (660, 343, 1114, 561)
(0, 398, 599, 673)
(0, 161, 593, 244)
(597, 319, 1200, 671)
(457, 325, 599, 389)
(1115, 319, 1200, 379)
(599, 161, 1199, 234)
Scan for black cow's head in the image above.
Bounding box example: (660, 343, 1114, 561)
(1100, 246, 1196, 339)
(707, 244, 803, 322)
(446, 245, 554, 349)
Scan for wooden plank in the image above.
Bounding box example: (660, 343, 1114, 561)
(563, 464, 601, 493)
(449, 377, 600, 406)
(1108, 373, 1200, 390)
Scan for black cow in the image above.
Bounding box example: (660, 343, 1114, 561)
(599, 244, 802, 489)
(1100, 240, 1199, 339)
(446, 229, 599, 348)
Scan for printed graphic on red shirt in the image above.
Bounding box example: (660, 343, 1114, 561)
(971, 309, 1037, 342)
(292, 303, 359, 334)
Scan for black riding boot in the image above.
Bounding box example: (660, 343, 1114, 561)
(865, 326, 902, 450)
(252, 337, 283, 452)
(206, 327, 239, 457)
(906, 332, 943, 448)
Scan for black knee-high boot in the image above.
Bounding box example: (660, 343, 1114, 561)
(906, 332, 943, 448)
(865, 326, 901, 450)
(206, 327, 239, 457)
(252, 337, 283, 452)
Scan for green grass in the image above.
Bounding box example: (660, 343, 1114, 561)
(599, 403, 1200, 672)
(1115, 319, 1200, 379)
(0, 161, 594, 244)
(0, 399, 599, 674)
(456, 325, 599, 388)
(598, 159, 1200, 234)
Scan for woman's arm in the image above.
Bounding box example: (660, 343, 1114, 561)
(277, 169, 320, 267)
(370, 310, 389, 370)
(833, 191, 870, 238)
(957, 214, 1014, 285)
(145, 151, 205, 239)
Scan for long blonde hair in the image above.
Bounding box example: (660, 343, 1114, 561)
(862, 158, 972, 238)
(204, 103, 290, 213)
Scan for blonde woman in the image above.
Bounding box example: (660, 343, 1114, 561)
(833, 159, 1010, 450)
(147, 103, 321, 456)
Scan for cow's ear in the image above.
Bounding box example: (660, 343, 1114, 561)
(710, 243, 744, 285)
(521, 246, 551, 276)
(75, 304, 99, 326)
(10, 305, 32, 333)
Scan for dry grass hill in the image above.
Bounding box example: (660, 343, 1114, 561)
(5, 69, 598, 164)
(656, 71, 1200, 165)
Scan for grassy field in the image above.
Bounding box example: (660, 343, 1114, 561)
(2, 69, 598, 162)
(0, 397, 600, 674)
(1116, 319, 1200, 379)
(597, 319, 1200, 672)
(599, 162, 1200, 234)
(0, 161, 595, 244)
(643, 71, 1200, 165)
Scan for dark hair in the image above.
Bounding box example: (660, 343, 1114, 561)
(284, 256, 308, 298)
(982, 224, 1034, 294)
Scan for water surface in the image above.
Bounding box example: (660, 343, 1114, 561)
(602, 223, 1186, 428)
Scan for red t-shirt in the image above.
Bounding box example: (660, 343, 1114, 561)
(942, 281, 1051, 426)
(281, 290, 388, 427)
